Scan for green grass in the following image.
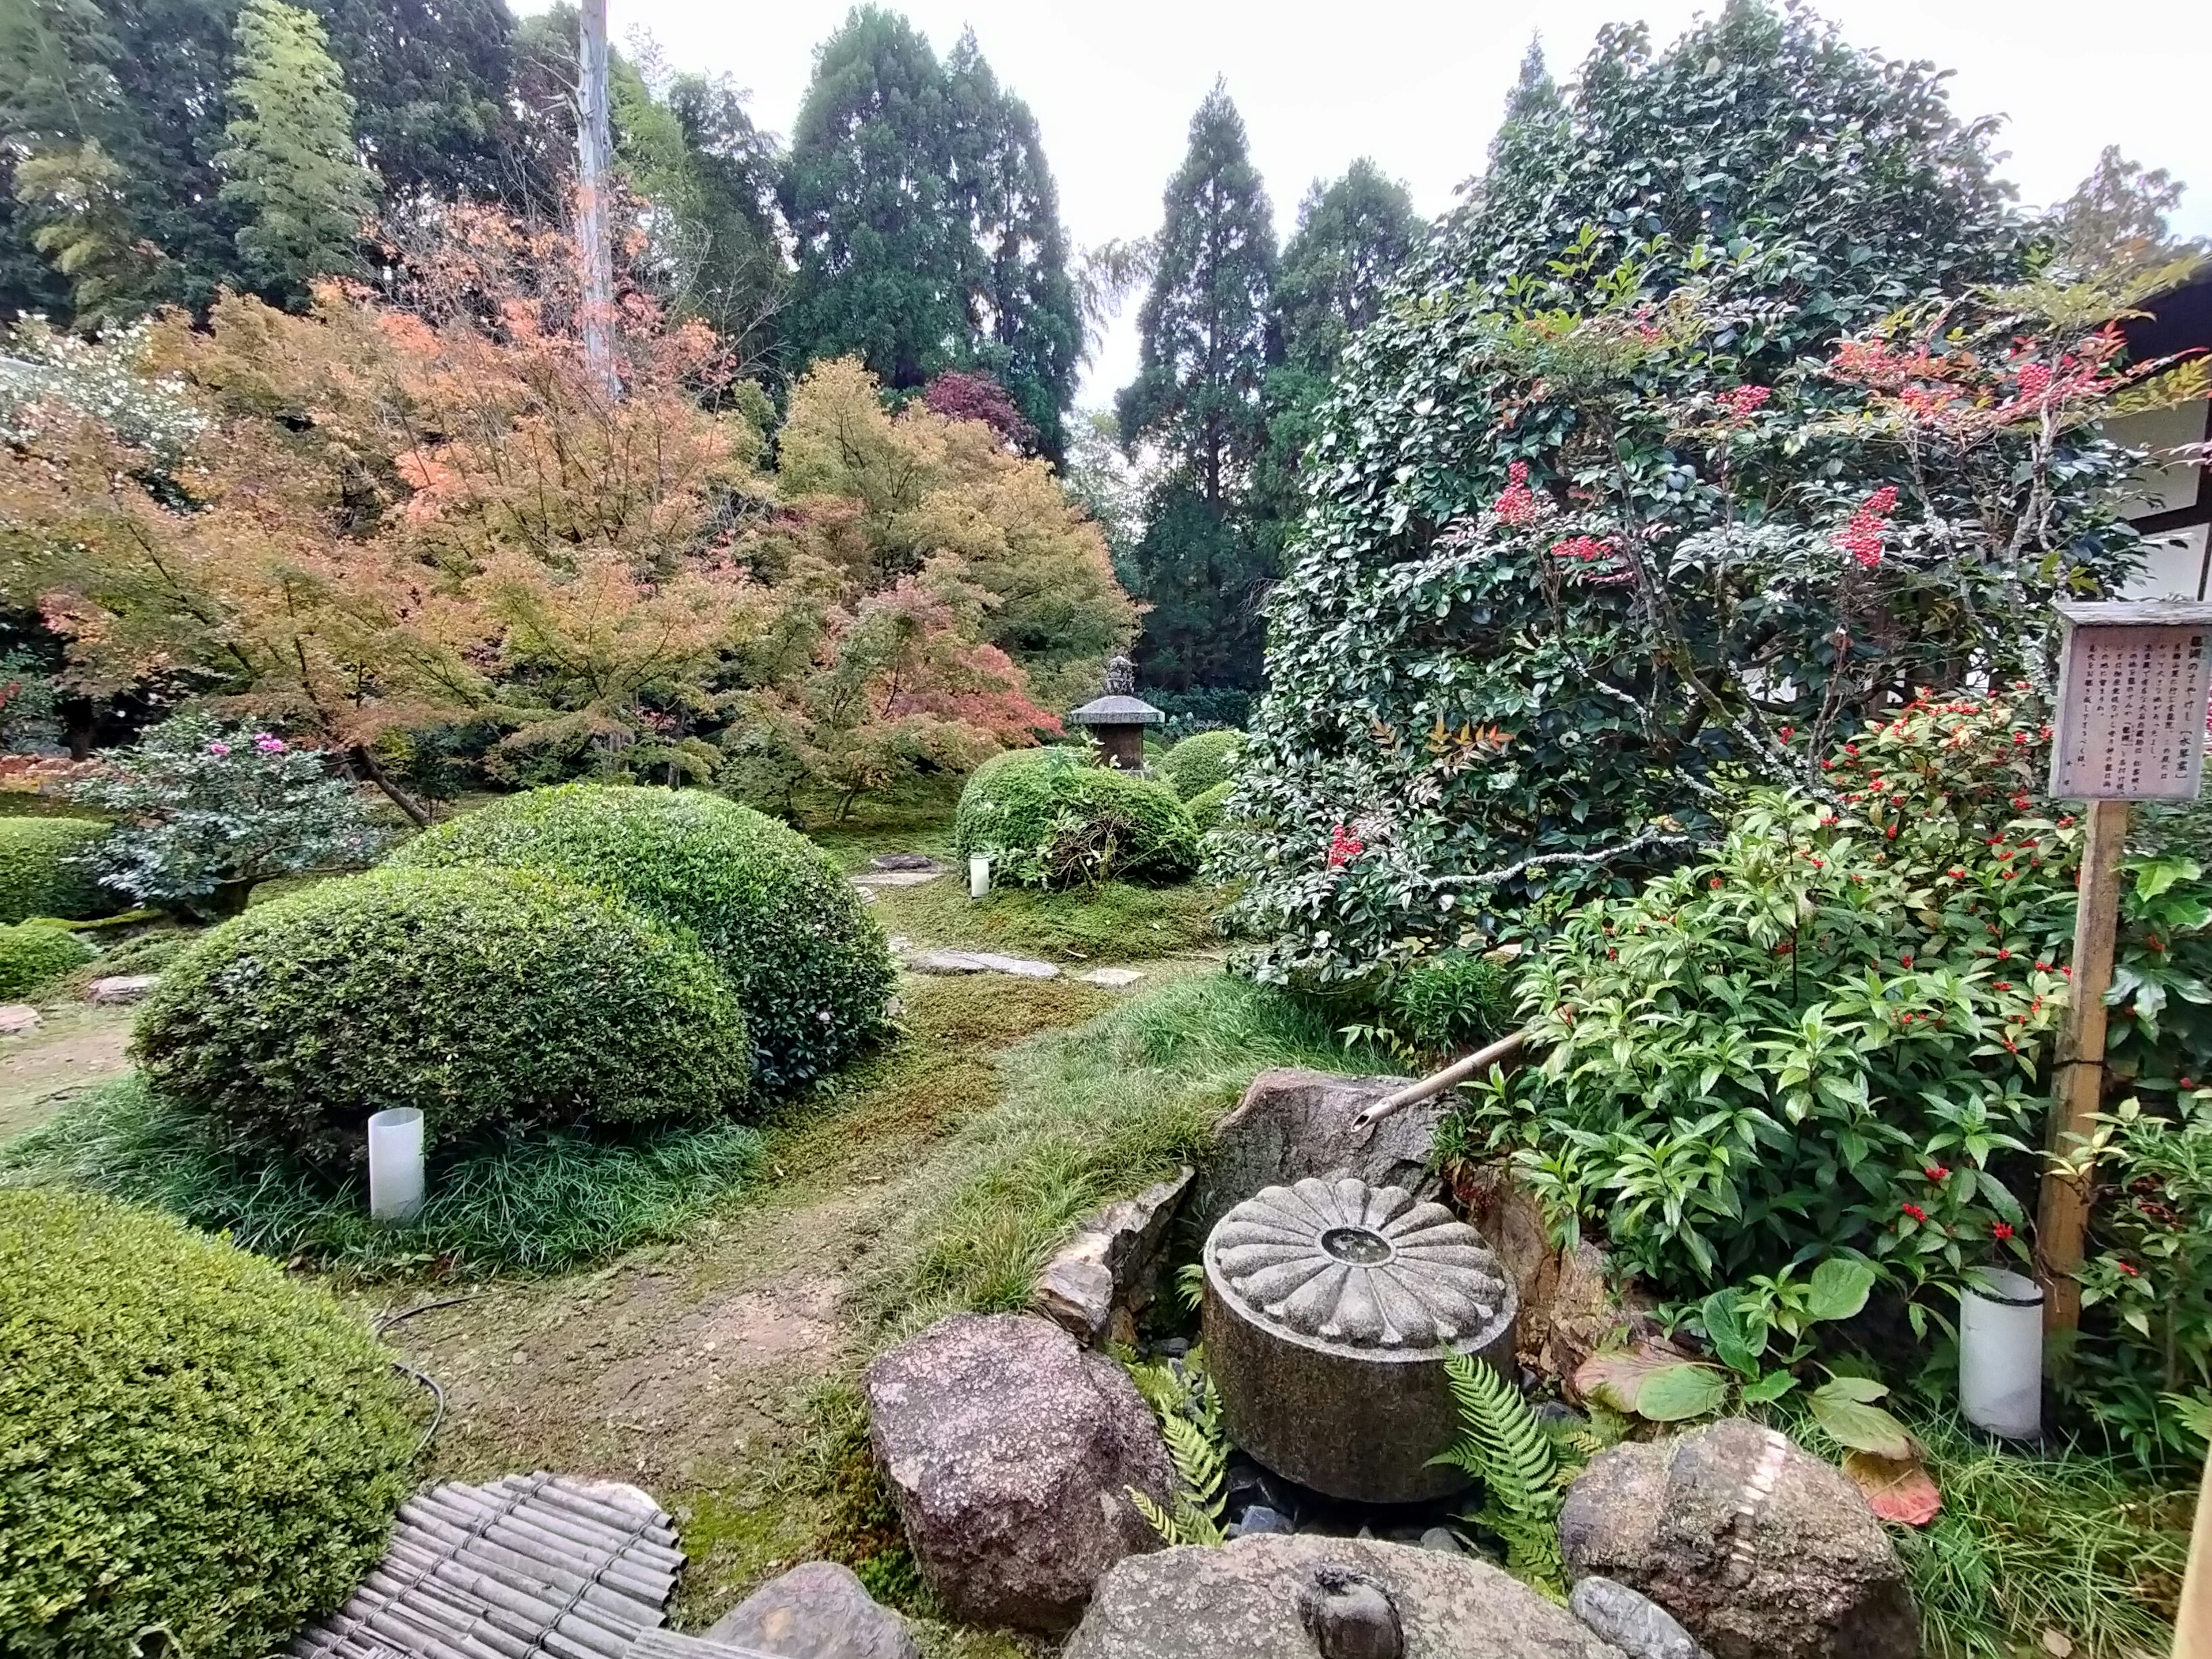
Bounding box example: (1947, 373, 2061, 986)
(855, 972, 1377, 1335)
(885, 874, 1225, 962)
(0, 1074, 764, 1276)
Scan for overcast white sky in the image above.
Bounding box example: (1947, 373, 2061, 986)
(529, 0, 2212, 407)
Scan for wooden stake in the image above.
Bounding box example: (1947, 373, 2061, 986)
(2035, 796, 2128, 1344)
(2177, 1450, 2212, 1659)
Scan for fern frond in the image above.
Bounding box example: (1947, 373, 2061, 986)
(1161, 1411, 1227, 1525)
(1176, 1261, 1206, 1312)
(1437, 1352, 1555, 1514)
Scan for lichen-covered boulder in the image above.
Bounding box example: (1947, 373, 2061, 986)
(1064, 1535, 1625, 1659)
(863, 1313, 1173, 1631)
(1558, 1418, 1916, 1659)
(702, 1560, 918, 1659)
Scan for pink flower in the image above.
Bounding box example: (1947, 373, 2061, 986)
(1833, 486, 1899, 569)
(1721, 384, 1771, 421)
(253, 734, 286, 753)
(206, 741, 231, 756)
(1991, 1222, 2014, 1241)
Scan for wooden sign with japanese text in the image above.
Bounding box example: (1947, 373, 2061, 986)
(2048, 601, 2212, 801)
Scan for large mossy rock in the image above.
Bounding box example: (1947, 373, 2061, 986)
(862, 1312, 1172, 1630)
(1063, 1535, 1626, 1659)
(1558, 1418, 1916, 1659)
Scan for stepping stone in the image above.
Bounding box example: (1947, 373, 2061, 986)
(86, 974, 159, 1006)
(1078, 967, 1143, 988)
(871, 853, 944, 873)
(0, 1003, 41, 1035)
(851, 870, 942, 888)
(907, 949, 1059, 979)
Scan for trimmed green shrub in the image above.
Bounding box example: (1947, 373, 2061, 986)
(1157, 729, 1244, 801)
(0, 1188, 418, 1659)
(0, 921, 93, 998)
(389, 785, 893, 1096)
(0, 817, 115, 923)
(135, 865, 752, 1168)
(953, 747, 1199, 888)
(1186, 779, 1236, 835)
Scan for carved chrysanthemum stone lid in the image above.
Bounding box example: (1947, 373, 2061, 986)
(1206, 1176, 1509, 1351)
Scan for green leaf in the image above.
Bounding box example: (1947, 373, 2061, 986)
(1740, 1369, 1800, 1404)
(1700, 1289, 1770, 1377)
(1575, 1346, 1729, 1421)
(1804, 1257, 1877, 1324)
(1807, 1378, 1917, 1458)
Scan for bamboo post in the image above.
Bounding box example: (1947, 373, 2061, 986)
(2178, 1449, 2212, 1658)
(2035, 795, 2129, 1345)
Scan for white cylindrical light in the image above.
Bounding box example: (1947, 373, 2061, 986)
(969, 855, 990, 899)
(1959, 1267, 2043, 1440)
(367, 1107, 426, 1225)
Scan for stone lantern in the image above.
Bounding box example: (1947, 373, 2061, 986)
(1066, 653, 1163, 771)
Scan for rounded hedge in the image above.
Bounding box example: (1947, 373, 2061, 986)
(389, 785, 892, 1096)
(134, 865, 752, 1167)
(953, 747, 1199, 888)
(1157, 729, 1245, 801)
(0, 1188, 418, 1659)
(0, 817, 115, 923)
(1185, 779, 1237, 836)
(0, 921, 93, 998)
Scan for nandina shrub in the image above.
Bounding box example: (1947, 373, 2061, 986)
(953, 747, 1199, 888)
(1456, 692, 2212, 1307)
(135, 864, 752, 1166)
(390, 785, 892, 1095)
(0, 1188, 417, 1659)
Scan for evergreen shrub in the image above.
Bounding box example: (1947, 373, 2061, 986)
(1157, 729, 1244, 800)
(953, 747, 1199, 888)
(0, 1188, 417, 1659)
(0, 921, 93, 998)
(134, 865, 751, 1167)
(389, 785, 892, 1095)
(0, 817, 114, 923)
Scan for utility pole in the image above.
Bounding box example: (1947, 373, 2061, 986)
(574, 0, 618, 402)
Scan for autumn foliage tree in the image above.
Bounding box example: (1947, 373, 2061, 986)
(0, 208, 1132, 822)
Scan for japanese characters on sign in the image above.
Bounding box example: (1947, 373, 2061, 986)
(2048, 601, 2212, 802)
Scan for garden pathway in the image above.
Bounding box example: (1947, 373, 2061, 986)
(0, 1001, 135, 1142)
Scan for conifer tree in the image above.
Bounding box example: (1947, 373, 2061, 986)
(215, 0, 379, 304)
(1115, 81, 1277, 690)
(945, 32, 1080, 458)
(779, 7, 965, 389)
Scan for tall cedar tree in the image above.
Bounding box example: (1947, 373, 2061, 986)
(945, 31, 1080, 459)
(1257, 158, 1421, 560)
(1115, 81, 1277, 690)
(216, 0, 380, 304)
(779, 7, 965, 391)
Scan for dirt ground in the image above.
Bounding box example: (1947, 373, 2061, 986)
(367, 865, 1214, 1635)
(0, 1001, 136, 1141)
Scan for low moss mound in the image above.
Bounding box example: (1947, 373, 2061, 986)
(0, 817, 115, 923)
(0, 920, 93, 998)
(953, 748, 1198, 888)
(1185, 779, 1236, 835)
(0, 1188, 418, 1658)
(391, 785, 893, 1096)
(134, 864, 752, 1168)
(1157, 729, 1244, 800)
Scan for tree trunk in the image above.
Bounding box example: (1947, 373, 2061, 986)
(350, 744, 432, 828)
(574, 0, 618, 402)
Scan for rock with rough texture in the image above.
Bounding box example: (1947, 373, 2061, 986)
(702, 1560, 919, 1659)
(1202, 1177, 1516, 1502)
(1063, 1535, 1626, 1659)
(851, 869, 942, 888)
(86, 974, 159, 1005)
(0, 1002, 41, 1034)
(1185, 1069, 1438, 1242)
(1567, 1577, 1710, 1659)
(863, 1312, 1172, 1631)
(906, 948, 1059, 978)
(1459, 1165, 1659, 1376)
(1559, 1418, 1916, 1659)
(870, 853, 942, 872)
(1033, 1168, 1193, 1344)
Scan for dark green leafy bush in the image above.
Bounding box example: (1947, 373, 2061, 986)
(0, 1188, 417, 1658)
(0, 817, 115, 922)
(390, 785, 892, 1095)
(135, 865, 752, 1168)
(0, 921, 93, 997)
(953, 747, 1199, 888)
(1157, 729, 1244, 800)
